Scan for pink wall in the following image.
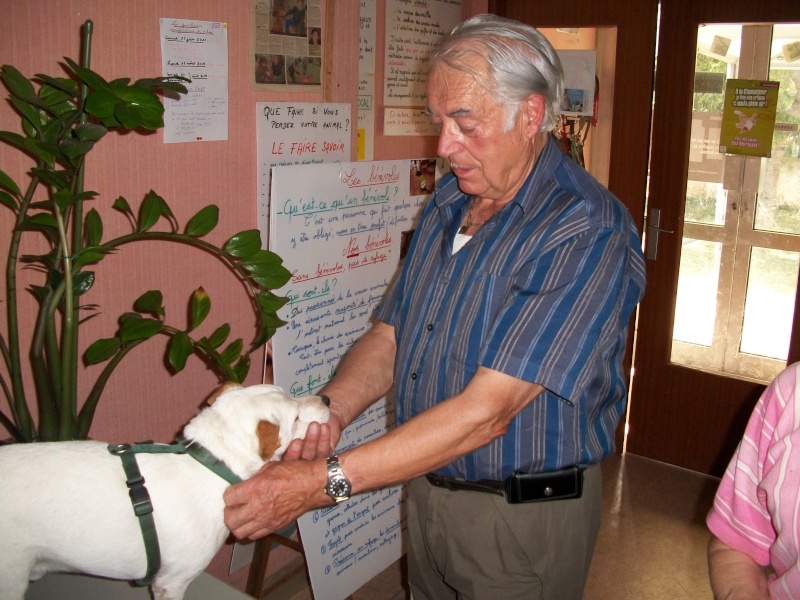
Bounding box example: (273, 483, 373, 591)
(0, 0, 485, 592)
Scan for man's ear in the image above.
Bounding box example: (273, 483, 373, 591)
(257, 420, 282, 461)
(520, 94, 547, 137)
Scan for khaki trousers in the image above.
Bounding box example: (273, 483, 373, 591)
(406, 464, 601, 600)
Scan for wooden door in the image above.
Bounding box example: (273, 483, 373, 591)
(628, 0, 800, 476)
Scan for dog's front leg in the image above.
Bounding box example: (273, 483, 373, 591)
(152, 579, 190, 600)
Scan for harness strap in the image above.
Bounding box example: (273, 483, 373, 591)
(108, 443, 161, 587)
(106, 438, 242, 587)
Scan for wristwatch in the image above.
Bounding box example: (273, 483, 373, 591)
(324, 454, 352, 502)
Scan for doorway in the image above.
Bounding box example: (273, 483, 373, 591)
(628, 1, 800, 476)
(494, 0, 800, 476)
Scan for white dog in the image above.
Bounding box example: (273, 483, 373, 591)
(0, 383, 329, 600)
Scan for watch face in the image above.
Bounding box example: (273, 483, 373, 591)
(326, 457, 351, 501)
(328, 476, 351, 497)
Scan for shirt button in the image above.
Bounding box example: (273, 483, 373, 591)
(426, 323, 433, 331)
(411, 373, 417, 380)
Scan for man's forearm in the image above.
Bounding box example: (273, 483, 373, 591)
(708, 535, 769, 600)
(320, 320, 396, 429)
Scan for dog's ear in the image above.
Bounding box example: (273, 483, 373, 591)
(257, 420, 282, 461)
(207, 381, 242, 406)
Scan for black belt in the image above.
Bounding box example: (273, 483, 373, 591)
(426, 473, 505, 496)
(425, 466, 584, 504)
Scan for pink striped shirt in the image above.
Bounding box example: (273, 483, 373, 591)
(707, 362, 800, 598)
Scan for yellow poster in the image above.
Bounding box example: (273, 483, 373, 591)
(719, 78, 780, 158)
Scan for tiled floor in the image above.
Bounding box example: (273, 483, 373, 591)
(263, 453, 719, 599)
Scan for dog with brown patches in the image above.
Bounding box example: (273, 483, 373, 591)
(0, 383, 330, 600)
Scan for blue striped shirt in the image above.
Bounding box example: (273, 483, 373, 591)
(374, 137, 646, 480)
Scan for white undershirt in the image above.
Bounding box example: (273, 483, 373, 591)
(452, 232, 471, 254)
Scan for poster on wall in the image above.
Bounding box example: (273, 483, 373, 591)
(269, 157, 445, 600)
(255, 102, 351, 251)
(250, 0, 324, 90)
(159, 18, 229, 143)
(557, 50, 596, 117)
(719, 78, 780, 158)
(358, 0, 377, 160)
(382, 0, 461, 136)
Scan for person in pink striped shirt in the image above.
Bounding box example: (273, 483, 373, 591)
(706, 361, 800, 599)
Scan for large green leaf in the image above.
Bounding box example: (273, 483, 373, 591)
(9, 96, 44, 134)
(0, 190, 18, 212)
(190, 287, 211, 331)
(224, 229, 261, 258)
(73, 248, 108, 267)
(220, 338, 244, 365)
(64, 57, 111, 92)
(185, 205, 219, 237)
(60, 137, 95, 161)
(260, 310, 288, 328)
(114, 86, 164, 130)
(39, 83, 76, 117)
(34, 73, 79, 97)
(137, 191, 163, 232)
(207, 323, 231, 349)
(30, 167, 68, 190)
(133, 290, 164, 317)
(84, 337, 121, 364)
(112, 196, 134, 220)
(75, 122, 107, 142)
(84, 89, 118, 120)
(0, 64, 35, 100)
(0, 168, 21, 196)
(18, 212, 58, 232)
(241, 250, 292, 288)
(257, 290, 290, 312)
(232, 355, 250, 382)
(85, 208, 103, 246)
(71, 270, 95, 296)
(119, 315, 163, 343)
(168, 331, 193, 372)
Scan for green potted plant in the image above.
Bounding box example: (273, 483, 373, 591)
(0, 20, 291, 443)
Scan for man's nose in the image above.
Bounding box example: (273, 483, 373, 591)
(437, 122, 460, 158)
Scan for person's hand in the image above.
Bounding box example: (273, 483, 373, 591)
(223, 458, 327, 540)
(282, 412, 343, 461)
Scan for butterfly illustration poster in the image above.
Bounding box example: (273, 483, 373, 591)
(719, 78, 780, 158)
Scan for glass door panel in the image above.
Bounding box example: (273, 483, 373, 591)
(670, 22, 800, 383)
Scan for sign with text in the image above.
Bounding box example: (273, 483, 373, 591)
(269, 159, 437, 600)
(383, 0, 460, 106)
(256, 102, 351, 249)
(160, 18, 229, 143)
(719, 78, 780, 158)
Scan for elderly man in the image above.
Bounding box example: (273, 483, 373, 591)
(225, 14, 645, 599)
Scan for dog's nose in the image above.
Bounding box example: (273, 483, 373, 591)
(320, 394, 330, 407)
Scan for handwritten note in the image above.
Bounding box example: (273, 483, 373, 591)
(160, 18, 229, 143)
(256, 102, 351, 249)
(383, 0, 461, 107)
(358, 0, 377, 159)
(269, 159, 429, 600)
(383, 107, 439, 137)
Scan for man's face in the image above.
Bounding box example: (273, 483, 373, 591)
(426, 57, 539, 204)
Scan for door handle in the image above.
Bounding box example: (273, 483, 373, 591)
(646, 207, 673, 261)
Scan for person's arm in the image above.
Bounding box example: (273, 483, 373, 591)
(708, 534, 770, 600)
(223, 362, 542, 540)
(279, 320, 397, 461)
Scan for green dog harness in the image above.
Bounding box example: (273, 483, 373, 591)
(107, 437, 242, 586)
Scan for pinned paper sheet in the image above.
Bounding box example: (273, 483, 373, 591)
(160, 18, 229, 143)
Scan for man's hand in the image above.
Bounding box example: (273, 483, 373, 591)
(282, 414, 343, 461)
(223, 458, 329, 540)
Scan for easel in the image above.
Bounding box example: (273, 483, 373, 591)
(245, 530, 354, 600)
(246, 531, 303, 598)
